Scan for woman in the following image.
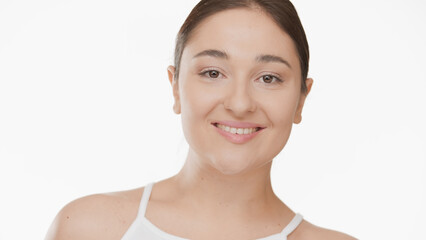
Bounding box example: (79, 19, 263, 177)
(46, 0, 356, 239)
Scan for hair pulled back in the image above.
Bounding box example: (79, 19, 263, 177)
(173, 0, 309, 94)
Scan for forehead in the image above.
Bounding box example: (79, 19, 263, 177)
(182, 8, 299, 69)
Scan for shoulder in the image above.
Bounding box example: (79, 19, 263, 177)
(45, 187, 144, 240)
(290, 220, 357, 240)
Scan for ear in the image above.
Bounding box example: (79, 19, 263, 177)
(294, 78, 313, 124)
(167, 65, 181, 114)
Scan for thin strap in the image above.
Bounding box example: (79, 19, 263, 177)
(281, 213, 303, 236)
(137, 182, 155, 217)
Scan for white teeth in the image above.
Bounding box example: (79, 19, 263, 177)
(216, 124, 258, 135)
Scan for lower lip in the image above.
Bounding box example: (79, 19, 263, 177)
(213, 125, 263, 144)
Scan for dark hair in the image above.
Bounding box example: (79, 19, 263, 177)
(173, 0, 309, 94)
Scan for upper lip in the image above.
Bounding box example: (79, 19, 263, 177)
(212, 120, 266, 129)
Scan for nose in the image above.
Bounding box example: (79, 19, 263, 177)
(223, 79, 257, 116)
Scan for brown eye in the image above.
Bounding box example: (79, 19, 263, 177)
(259, 74, 283, 84)
(262, 75, 273, 83)
(198, 69, 223, 79)
(208, 70, 220, 78)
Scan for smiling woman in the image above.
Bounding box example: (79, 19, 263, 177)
(44, 1, 356, 240)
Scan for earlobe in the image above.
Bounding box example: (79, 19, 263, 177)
(294, 78, 313, 124)
(167, 65, 181, 114)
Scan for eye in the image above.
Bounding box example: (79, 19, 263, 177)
(199, 69, 223, 79)
(259, 74, 283, 84)
(207, 70, 220, 78)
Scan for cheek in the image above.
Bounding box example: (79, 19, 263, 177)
(179, 78, 222, 145)
(262, 89, 300, 127)
(259, 91, 300, 151)
(180, 80, 219, 119)
(274, 100, 298, 127)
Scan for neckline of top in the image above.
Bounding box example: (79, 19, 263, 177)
(138, 182, 303, 240)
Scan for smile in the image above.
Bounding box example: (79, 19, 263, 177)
(212, 122, 265, 144)
(215, 123, 261, 135)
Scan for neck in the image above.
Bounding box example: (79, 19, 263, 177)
(170, 149, 279, 214)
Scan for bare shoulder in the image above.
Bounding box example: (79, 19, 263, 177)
(45, 187, 144, 240)
(290, 220, 357, 240)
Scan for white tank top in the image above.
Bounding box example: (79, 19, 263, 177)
(121, 182, 303, 240)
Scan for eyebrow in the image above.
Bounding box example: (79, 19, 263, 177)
(193, 49, 229, 59)
(255, 54, 292, 69)
(193, 49, 291, 69)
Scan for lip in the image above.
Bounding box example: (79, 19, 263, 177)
(211, 121, 266, 144)
(213, 120, 266, 129)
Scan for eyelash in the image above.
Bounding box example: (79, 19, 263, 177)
(198, 69, 283, 84)
(258, 74, 283, 84)
(199, 68, 224, 79)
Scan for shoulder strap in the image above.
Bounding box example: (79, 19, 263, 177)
(137, 182, 155, 217)
(281, 213, 303, 237)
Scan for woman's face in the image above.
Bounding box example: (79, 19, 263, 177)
(168, 8, 312, 175)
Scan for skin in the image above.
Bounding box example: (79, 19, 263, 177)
(46, 8, 357, 240)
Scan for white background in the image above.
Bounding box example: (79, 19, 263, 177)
(1, 0, 425, 239)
